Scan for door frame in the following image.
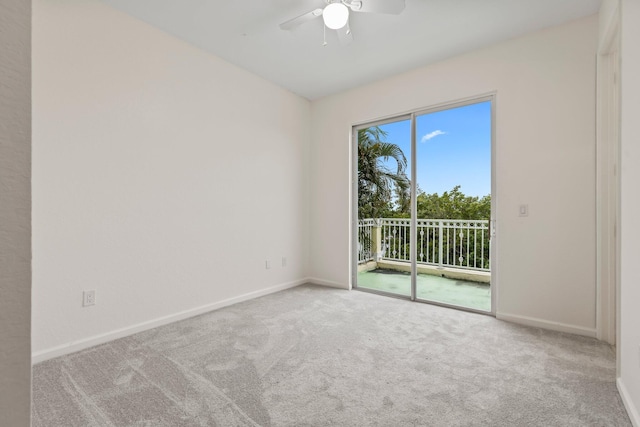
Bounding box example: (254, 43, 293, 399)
(350, 93, 497, 316)
(596, 4, 621, 349)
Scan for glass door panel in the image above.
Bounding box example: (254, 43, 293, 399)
(355, 119, 412, 298)
(414, 101, 492, 312)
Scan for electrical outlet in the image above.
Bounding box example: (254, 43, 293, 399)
(265, 260, 271, 270)
(83, 290, 96, 307)
(282, 257, 287, 267)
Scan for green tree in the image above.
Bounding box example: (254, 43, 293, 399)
(358, 127, 409, 218)
(416, 185, 490, 220)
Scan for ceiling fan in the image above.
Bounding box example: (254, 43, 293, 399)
(279, 0, 406, 44)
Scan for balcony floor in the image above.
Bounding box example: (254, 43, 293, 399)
(357, 268, 491, 312)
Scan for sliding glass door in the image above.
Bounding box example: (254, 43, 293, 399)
(353, 96, 494, 314)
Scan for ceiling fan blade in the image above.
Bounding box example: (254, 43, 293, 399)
(279, 8, 323, 31)
(337, 22, 354, 45)
(348, 0, 405, 14)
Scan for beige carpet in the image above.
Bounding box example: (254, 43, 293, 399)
(32, 284, 631, 426)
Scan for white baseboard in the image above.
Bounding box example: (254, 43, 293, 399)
(32, 278, 307, 364)
(618, 378, 640, 427)
(496, 312, 597, 338)
(307, 277, 349, 289)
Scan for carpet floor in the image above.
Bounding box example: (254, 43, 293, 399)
(32, 284, 631, 426)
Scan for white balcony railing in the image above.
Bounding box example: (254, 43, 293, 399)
(358, 218, 490, 272)
(357, 218, 376, 263)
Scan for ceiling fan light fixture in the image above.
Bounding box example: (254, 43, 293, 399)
(323, 3, 349, 30)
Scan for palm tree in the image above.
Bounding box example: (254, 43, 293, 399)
(358, 127, 410, 219)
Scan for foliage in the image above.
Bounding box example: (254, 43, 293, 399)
(357, 127, 409, 218)
(416, 185, 490, 220)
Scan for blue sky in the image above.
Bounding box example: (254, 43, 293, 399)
(378, 101, 491, 198)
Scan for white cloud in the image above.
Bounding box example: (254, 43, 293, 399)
(421, 130, 446, 142)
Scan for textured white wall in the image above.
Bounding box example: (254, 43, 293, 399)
(0, 0, 32, 425)
(619, 0, 640, 423)
(32, 0, 310, 356)
(309, 16, 598, 335)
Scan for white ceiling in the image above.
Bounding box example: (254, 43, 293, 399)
(98, 0, 601, 100)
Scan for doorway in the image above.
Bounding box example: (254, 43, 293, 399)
(353, 95, 495, 314)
